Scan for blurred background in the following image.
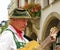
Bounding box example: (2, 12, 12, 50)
(0, 0, 60, 50)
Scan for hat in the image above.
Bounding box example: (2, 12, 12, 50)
(9, 8, 31, 19)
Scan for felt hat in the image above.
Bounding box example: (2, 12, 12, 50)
(9, 8, 31, 19)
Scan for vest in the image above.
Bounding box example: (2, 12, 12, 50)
(6, 29, 26, 49)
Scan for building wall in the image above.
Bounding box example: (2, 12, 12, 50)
(37, 1, 60, 50)
(38, 0, 60, 41)
(8, 0, 17, 15)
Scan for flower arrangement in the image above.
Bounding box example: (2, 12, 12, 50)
(23, 3, 41, 17)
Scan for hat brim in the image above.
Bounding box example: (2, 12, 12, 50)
(10, 16, 31, 19)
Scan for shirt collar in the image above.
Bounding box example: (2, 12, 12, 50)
(7, 25, 24, 39)
(7, 25, 24, 35)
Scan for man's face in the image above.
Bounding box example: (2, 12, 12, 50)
(12, 18, 28, 31)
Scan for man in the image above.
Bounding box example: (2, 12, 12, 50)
(0, 8, 31, 50)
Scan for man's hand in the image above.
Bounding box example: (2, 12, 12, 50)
(50, 27, 59, 42)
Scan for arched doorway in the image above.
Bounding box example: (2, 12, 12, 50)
(40, 12, 60, 50)
(45, 18, 59, 50)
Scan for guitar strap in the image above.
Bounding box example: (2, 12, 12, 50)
(6, 29, 26, 49)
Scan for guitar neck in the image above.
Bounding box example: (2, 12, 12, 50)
(37, 36, 52, 49)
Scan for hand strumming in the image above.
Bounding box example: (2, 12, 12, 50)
(50, 27, 59, 42)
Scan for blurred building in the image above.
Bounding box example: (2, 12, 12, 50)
(8, 0, 41, 16)
(38, 0, 60, 50)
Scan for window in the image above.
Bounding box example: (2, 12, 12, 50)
(25, 0, 28, 5)
(42, 0, 49, 8)
(25, 0, 28, 2)
(30, 0, 35, 3)
(28, 0, 35, 4)
(35, 0, 40, 4)
(18, 0, 25, 8)
(49, 0, 55, 4)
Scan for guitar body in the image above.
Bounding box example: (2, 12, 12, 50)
(18, 40, 40, 50)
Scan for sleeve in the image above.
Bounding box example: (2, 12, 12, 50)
(24, 35, 32, 41)
(0, 31, 17, 50)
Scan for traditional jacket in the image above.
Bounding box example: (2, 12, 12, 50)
(0, 25, 29, 50)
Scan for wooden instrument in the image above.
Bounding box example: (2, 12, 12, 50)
(18, 27, 59, 50)
(18, 36, 52, 50)
(18, 40, 39, 50)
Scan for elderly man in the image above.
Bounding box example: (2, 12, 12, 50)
(0, 8, 31, 50)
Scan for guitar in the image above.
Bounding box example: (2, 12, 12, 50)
(18, 27, 59, 50)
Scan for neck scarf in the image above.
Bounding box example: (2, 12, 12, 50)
(12, 25, 23, 40)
